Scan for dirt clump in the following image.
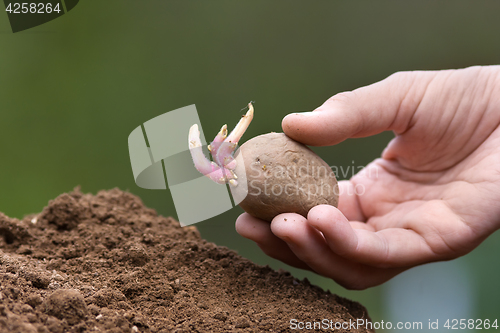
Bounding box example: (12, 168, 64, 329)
(0, 188, 373, 332)
(43, 289, 89, 325)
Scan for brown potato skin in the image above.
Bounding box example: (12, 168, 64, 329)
(233, 133, 338, 222)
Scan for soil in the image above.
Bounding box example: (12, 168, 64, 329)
(0, 188, 374, 332)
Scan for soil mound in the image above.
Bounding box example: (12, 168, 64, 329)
(0, 188, 373, 332)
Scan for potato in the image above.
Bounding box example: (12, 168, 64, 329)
(231, 133, 338, 222)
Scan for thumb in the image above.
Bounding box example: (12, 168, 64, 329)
(282, 71, 436, 146)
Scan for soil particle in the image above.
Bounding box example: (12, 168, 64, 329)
(0, 188, 374, 332)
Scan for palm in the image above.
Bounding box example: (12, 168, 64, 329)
(236, 66, 500, 289)
(350, 67, 500, 264)
(350, 148, 499, 265)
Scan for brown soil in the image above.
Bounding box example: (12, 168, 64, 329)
(0, 188, 373, 332)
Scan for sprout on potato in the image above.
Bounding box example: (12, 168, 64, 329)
(188, 103, 338, 222)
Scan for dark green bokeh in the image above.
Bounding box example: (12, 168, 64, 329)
(1, 1, 499, 329)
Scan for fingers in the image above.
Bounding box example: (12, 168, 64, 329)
(235, 213, 310, 270)
(270, 213, 404, 289)
(237, 211, 406, 289)
(270, 213, 333, 273)
(282, 71, 438, 146)
(307, 205, 437, 267)
(236, 204, 454, 288)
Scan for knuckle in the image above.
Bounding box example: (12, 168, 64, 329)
(387, 70, 412, 83)
(324, 91, 357, 108)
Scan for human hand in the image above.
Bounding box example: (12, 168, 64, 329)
(236, 66, 500, 289)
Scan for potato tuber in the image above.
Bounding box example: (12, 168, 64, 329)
(232, 132, 338, 221)
(189, 103, 338, 222)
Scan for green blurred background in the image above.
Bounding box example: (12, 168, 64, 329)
(1, 1, 499, 331)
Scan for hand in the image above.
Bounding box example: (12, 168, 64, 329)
(235, 66, 500, 289)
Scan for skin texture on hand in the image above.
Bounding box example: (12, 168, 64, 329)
(235, 66, 500, 290)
